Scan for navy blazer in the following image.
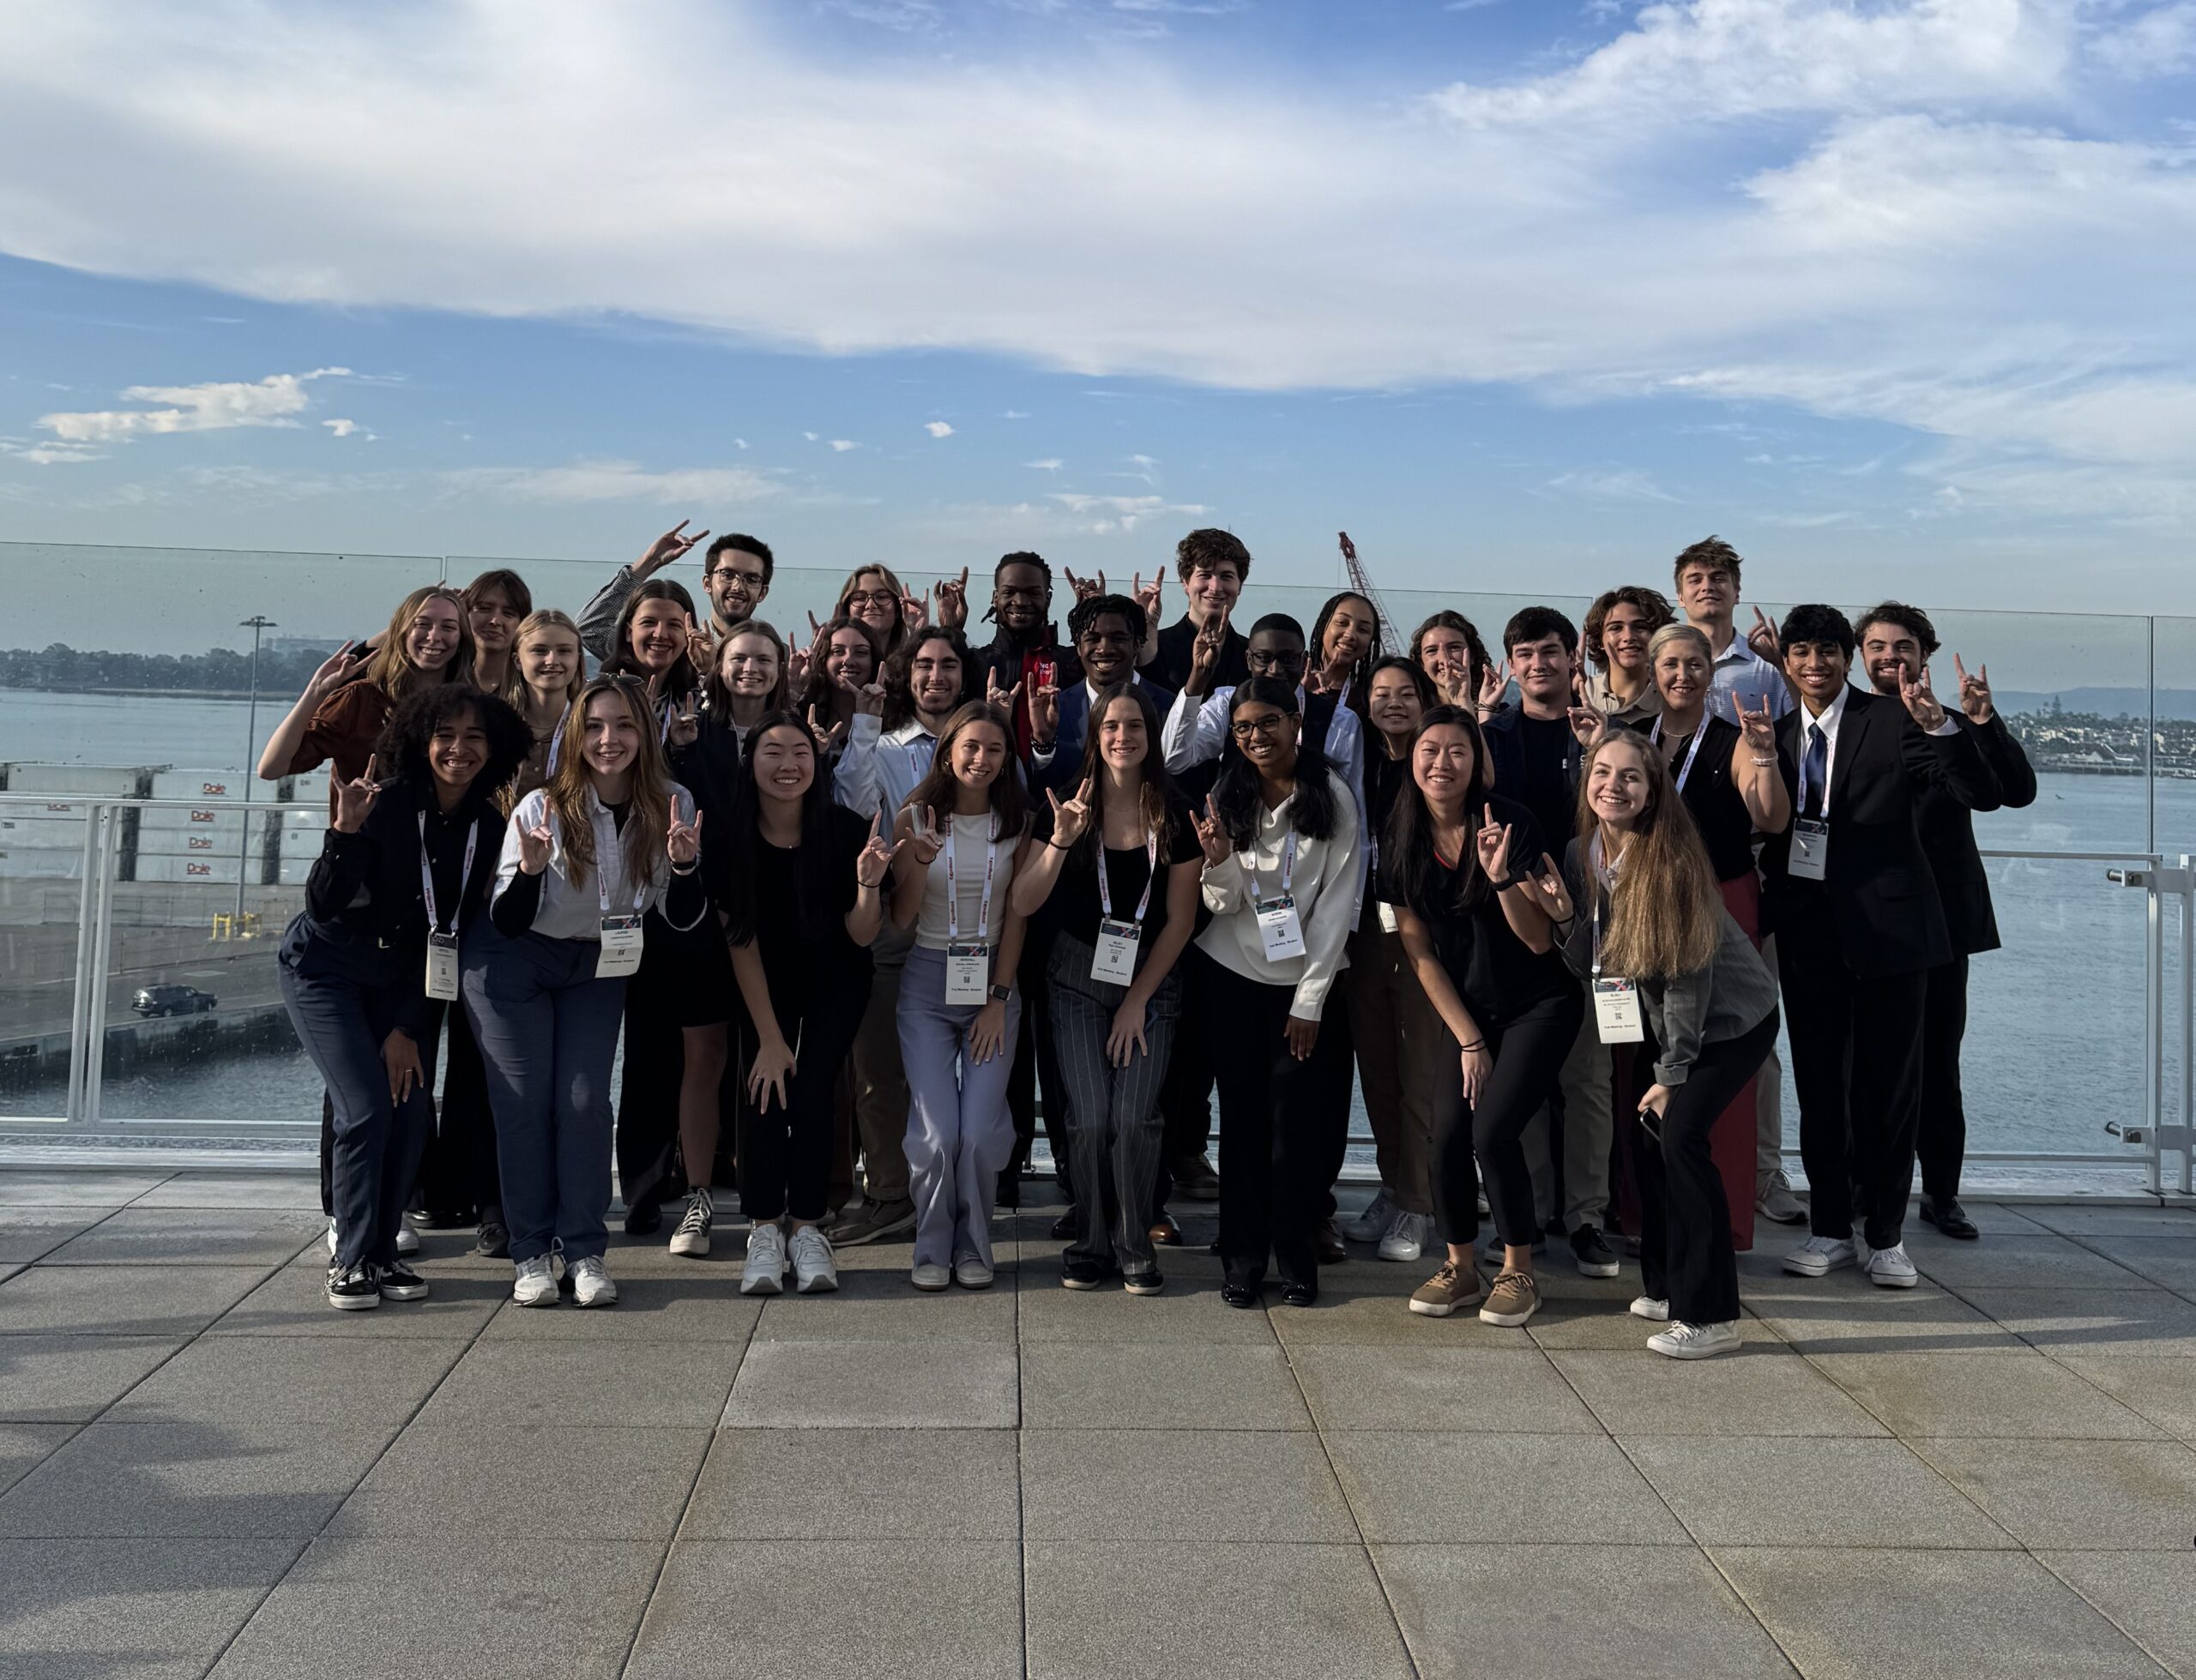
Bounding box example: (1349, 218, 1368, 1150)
(1030, 675, 1178, 793)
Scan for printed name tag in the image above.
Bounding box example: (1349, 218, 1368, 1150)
(1376, 900, 1399, 934)
(425, 931, 461, 1002)
(1789, 817, 1831, 882)
(1592, 977, 1644, 1044)
(945, 942, 991, 1005)
(1091, 918, 1141, 983)
(1255, 894, 1306, 961)
(596, 913, 645, 978)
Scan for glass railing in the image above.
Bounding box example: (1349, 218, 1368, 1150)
(0, 541, 2187, 1195)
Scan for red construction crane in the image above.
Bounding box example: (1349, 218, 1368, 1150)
(1337, 531, 1404, 656)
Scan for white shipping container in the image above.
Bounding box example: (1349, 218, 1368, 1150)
(133, 853, 247, 885)
(134, 830, 274, 861)
(3, 763, 154, 797)
(0, 850, 92, 881)
(0, 809, 105, 849)
(148, 768, 284, 803)
(278, 854, 317, 887)
(137, 809, 253, 842)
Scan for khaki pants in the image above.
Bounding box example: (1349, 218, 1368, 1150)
(1343, 920, 1449, 1217)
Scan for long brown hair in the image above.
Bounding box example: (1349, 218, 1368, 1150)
(365, 586, 474, 702)
(542, 677, 675, 896)
(902, 701, 1028, 838)
(1579, 732, 1721, 978)
(836, 564, 909, 656)
(703, 620, 791, 720)
(1069, 683, 1180, 862)
(462, 568, 534, 707)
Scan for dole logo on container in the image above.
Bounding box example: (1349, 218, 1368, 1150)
(199, 781, 229, 797)
(190, 810, 217, 823)
(186, 862, 211, 876)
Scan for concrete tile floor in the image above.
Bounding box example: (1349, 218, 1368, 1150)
(0, 1167, 2187, 1678)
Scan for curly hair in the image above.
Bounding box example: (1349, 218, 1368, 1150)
(706, 533, 775, 584)
(1854, 600, 1940, 659)
(1778, 602, 1856, 660)
(1175, 527, 1252, 583)
(373, 683, 533, 813)
(882, 623, 977, 731)
(1582, 586, 1676, 671)
(1067, 592, 1148, 646)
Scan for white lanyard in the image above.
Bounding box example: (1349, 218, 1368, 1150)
(944, 814, 1000, 944)
(416, 814, 479, 936)
(1650, 714, 1710, 792)
(594, 810, 650, 918)
(1095, 832, 1161, 925)
(1246, 829, 1297, 903)
(1585, 831, 1644, 1043)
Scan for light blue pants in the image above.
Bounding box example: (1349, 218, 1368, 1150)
(897, 946, 1023, 1270)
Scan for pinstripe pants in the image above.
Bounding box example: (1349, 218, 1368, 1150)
(1047, 931, 1182, 1277)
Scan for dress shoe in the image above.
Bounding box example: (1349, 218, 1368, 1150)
(1171, 1153, 1222, 1201)
(1316, 1218, 1347, 1266)
(1279, 1281, 1317, 1308)
(1920, 1195, 1980, 1240)
(1220, 1280, 1261, 1310)
(1149, 1213, 1184, 1248)
(1048, 1211, 1076, 1241)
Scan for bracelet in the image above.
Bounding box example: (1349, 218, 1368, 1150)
(1749, 755, 1776, 766)
(1046, 838, 1073, 851)
(1457, 1039, 1487, 1052)
(670, 860, 697, 877)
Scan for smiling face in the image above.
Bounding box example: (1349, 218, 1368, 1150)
(627, 599, 690, 673)
(427, 705, 488, 793)
(1321, 597, 1377, 671)
(843, 569, 898, 636)
(518, 624, 580, 703)
(1417, 627, 1474, 702)
(1676, 561, 1737, 627)
(949, 720, 1010, 791)
(468, 589, 522, 657)
(1094, 692, 1149, 775)
(908, 639, 963, 720)
(825, 627, 875, 689)
(1586, 737, 1652, 832)
(1366, 667, 1425, 746)
(1601, 603, 1657, 675)
(1653, 640, 1710, 715)
(720, 630, 780, 700)
(1245, 627, 1306, 687)
(1784, 638, 1851, 710)
(581, 689, 643, 779)
(704, 548, 769, 626)
(749, 722, 815, 804)
(1509, 634, 1576, 709)
(1859, 622, 1925, 697)
(1076, 611, 1137, 686)
(1183, 558, 1242, 624)
(1228, 700, 1298, 780)
(405, 597, 464, 672)
(1411, 721, 1477, 809)
(993, 561, 1048, 634)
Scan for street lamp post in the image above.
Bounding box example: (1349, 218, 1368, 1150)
(238, 616, 276, 921)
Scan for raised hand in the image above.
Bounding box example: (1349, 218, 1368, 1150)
(636, 520, 708, 579)
(1566, 702, 1607, 750)
(1953, 653, 1993, 724)
(1047, 777, 1095, 847)
(1474, 656, 1507, 714)
(667, 804, 703, 869)
(1475, 814, 1514, 884)
(935, 567, 970, 629)
(905, 806, 945, 865)
(1192, 793, 1233, 866)
(1513, 852, 1574, 922)
(807, 610, 825, 645)
(1899, 661, 1948, 731)
(1029, 677, 1060, 748)
(899, 585, 930, 631)
(1063, 566, 1104, 603)
(331, 752, 381, 834)
(806, 704, 848, 756)
(1132, 569, 1163, 629)
(854, 810, 902, 889)
(854, 680, 887, 719)
(786, 643, 812, 694)
(1314, 639, 1354, 695)
(1186, 604, 1228, 695)
(1747, 606, 1782, 668)
(685, 624, 715, 669)
(1736, 693, 1777, 756)
(305, 640, 363, 704)
(666, 705, 699, 750)
(985, 666, 1023, 724)
(516, 813, 556, 875)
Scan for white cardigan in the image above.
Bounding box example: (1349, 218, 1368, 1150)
(1196, 769, 1360, 1021)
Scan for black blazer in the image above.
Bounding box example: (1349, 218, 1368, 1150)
(1761, 687, 2000, 978)
(1916, 712, 2036, 957)
(1143, 614, 1248, 695)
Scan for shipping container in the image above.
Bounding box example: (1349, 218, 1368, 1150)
(2, 763, 155, 797)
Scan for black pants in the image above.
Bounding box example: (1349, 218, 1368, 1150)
(1152, 944, 1219, 1213)
(1007, 921, 1071, 1198)
(739, 980, 872, 1224)
(416, 1003, 500, 1217)
(1437, 990, 1584, 1249)
(1208, 962, 1348, 1291)
(1916, 955, 1970, 1201)
(1780, 922, 1928, 1251)
(616, 910, 688, 1216)
(1311, 966, 1355, 1222)
(1637, 1010, 1780, 1325)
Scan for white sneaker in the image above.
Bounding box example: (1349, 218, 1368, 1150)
(742, 1222, 787, 1297)
(1648, 1319, 1741, 1359)
(396, 1216, 420, 1256)
(669, 1187, 714, 1258)
(570, 1254, 618, 1308)
(954, 1256, 995, 1290)
(1343, 1188, 1395, 1244)
(1863, 1241, 1919, 1288)
(1756, 1168, 1808, 1225)
(789, 1225, 839, 1294)
(1376, 1209, 1427, 1263)
(1783, 1235, 1857, 1277)
(512, 1255, 558, 1307)
(911, 1262, 950, 1292)
(1629, 1295, 1670, 1321)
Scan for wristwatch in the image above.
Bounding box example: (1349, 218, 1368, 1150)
(988, 983, 1011, 1002)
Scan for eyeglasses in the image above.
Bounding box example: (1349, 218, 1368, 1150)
(1246, 650, 1306, 674)
(844, 589, 897, 609)
(1228, 714, 1292, 740)
(711, 568, 766, 590)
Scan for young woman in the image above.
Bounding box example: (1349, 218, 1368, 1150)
(464, 677, 707, 1308)
(1409, 610, 1502, 721)
(797, 615, 886, 752)
(462, 569, 534, 708)
(1011, 683, 1201, 1293)
(1306, 591, 1383, 717)
(1384, 705, 1581, 1330)
(510, 609, 586, 799)
(600, 579, 703, 729)
(280, 684, 530, 1309)
(1188, 677, 1360, 1310)
(890, 701, 1034, 1292)
(836, 564, 915, 662)
(1581, 587, 1674, 724)
(1525, 733, 1782, 1358)
(1342, 657, 1447, 1263)
(725, 714, 898, 1295)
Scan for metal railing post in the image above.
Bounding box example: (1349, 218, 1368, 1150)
(81, 804, 123, 1128)
(63, 802, 103, 1126)
(2181, 855, 2193, 1198)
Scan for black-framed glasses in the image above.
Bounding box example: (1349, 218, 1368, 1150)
(1229, 714, 1292, 740)
(1247, 649, 1306, 674)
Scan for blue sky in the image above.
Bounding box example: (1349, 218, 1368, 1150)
(2, 0, 2193, 615)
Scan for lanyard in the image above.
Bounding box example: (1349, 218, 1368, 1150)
(944, 813, 999, 942)
(1245, 829, 1297, 901)
(1649, 714, 1710, 792)
(1587, 831, 1624, 980)
(1096, 831, 1161, 924)
(416, 814, 479, 936)
(592, 804, 650, 916)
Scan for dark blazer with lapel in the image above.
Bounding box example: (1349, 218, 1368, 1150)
(1761, 686, 2001, 978)
(1143, 615, 1248, 695)
(1031, 675, 1177, 793)
(1915, 711, 2036, 956)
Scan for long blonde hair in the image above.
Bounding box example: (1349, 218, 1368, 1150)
(514, 609, 585, 713)
(1578, 732, 1722, 978)
(541, 677, 673, 896)
(365, 586, 474, 702)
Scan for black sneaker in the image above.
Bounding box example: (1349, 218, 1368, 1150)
(475, 1216, 510, 1259)
(326, 1262, 381, 1311)
(1062, 1259, 1111, 1291)
(378, 1260, 431, 1302)
(1572, 1225, 1620, 1279)
(1123, 1268, 1165, 1297)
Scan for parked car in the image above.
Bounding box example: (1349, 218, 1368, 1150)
(131, 985, 217, 1018)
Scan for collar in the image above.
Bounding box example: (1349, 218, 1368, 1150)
(1799, 686, 1851, 735)
(886, 719, 938, 747)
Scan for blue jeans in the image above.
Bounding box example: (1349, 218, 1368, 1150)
(462, 925, 628, 1264)
(896, 947, 1023, 1270)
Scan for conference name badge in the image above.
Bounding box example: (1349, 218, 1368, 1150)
(1255, 893, 1306, 961)
(945, 942, 991, 1005)
(1377, 900, 1399, 934)
(1789, 817, 1830, 882)
(596, 913, 645, 978)
(1592, 976, 1644, 1045)
(1092, 918, 1142, 983)
(425, 931, 461, 1002)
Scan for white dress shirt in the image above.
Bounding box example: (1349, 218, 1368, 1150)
(492, 783, 704, 941)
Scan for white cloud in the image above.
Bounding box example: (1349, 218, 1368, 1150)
(830, 438, 860, 452)
(924, 420, 955, 437)
(1, 440, 104, 465)
(1546, 467, 1680, 503)
(2087, 2, 2196, 75)
(443, 459, 781, 505)
(1049, 491, 1210, 530)
(322, 418, 359, 437)
(38, 368, 351, 444)
(1025, 458, 1065, 471)
(1003, 410, 1031, 419)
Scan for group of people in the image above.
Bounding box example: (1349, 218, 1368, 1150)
(267, 524, 2032, 1358)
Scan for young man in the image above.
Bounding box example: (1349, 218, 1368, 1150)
(969, 551, 1082, 758)
(1855, 603, 2034, 1241)
(1767, 605, 2000, 1286)
(1143, 527, 1251, 695)
(1580, 587, 1674, 725)
(1030, 593, 1174, 792)
(579, 524, 773, 659)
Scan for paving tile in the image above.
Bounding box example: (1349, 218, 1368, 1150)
(479, 1277, 761, 1342)
(1293, 1344, 1599, 1433)
(2040, 1551, 2196, 1680)
(0, 1262, 266, 1337)
(1622, 1435, 2012, 1548)
(210, 1258, 507, 1339)
(1264, 1274, 1525, 1346)
(1377, 1542, 1792, 1680)
(0, 1535, 300, 1680)
(1022, 1340, 1310, 1430)
(1715, 1545, 2164, 1679)
(130, 1171, 323, 1208)
(330, 1422, 708, 1538)
(0, 1418, 400, 1537)
(726, 1339, 1016, 1429)
(2057, 1354, 2196, 1441)
(683, 1425, 1020, 1538)
(0, 1421, 74, 1496)
(39, 1207, 327, 1267)
(1547, 1348, 1890, 1436)
(1810, 1350, 2161, 1439)
(0, 1170, 170, 1206)
(1022, 1426, 1357, 1541)
(1330, 1430, 1686, 1545)
(2023, 1205, 2196, 1238)
(1527, 1298, 1789, 1351)
(1028, 1540, 1414, 1679)
(1746, 1281, 2025, 1353)
(0, 1333, 186, 1422)
(108, 1333, 463, 1427)
(422, 1338, 743, 1429)
(629, 1539, 1023, 1680)
(1964, 1287, 2196, 1356)
(1907, 1201, 2053, 1235)
(1908, 1233, 2157, 1291)
(1910, 1436, 2196, 1550)
(210, 1535, 663, 1680)
(749, 1262, 1016, 1341)
(1017, 1260, 1279, 1343)
(0, 1205, 122, 1262)
(2072, 1236, 2196, 1297)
